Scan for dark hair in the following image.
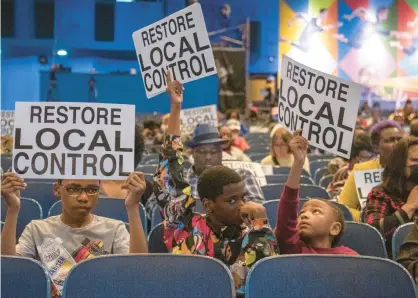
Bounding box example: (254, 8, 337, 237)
(411, 118, 418, 137)
(197, 165, 242, 200)
(134, 125, 145, 168)
(319, 8, 328, 14)
(308, 199, 345, 246)
(370, 120, 402, 146)
(381, 137, 418, 201)
(350, 134, 373, 160)
(226, 110, 240, 121)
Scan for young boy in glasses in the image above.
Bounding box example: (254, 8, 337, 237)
(1, 172, 148, 297)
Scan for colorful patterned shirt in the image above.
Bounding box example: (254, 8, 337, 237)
(153, 135, 277, 293)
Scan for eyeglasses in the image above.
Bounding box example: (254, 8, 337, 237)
(65, 186, 100, 196)
(195, 147, 222, 155)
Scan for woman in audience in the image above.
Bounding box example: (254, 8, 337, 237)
(397, 220, 418, 283)
(260, 127, 310, 174)
(219, 125, 251, 162)
(365, 137, 418, 256)
(328, 134, 375, 199)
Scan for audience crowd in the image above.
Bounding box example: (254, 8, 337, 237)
(1, 75, 418, 296)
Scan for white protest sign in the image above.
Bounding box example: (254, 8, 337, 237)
(180, 104, 217, 135)
(133, 3, 217, 98)
(353, 168, 384, 209)
(1, 110, 14, 136)
(12, 102, 135, 180)
(279, 55, 361, 159)
(222, 160, 267, 187)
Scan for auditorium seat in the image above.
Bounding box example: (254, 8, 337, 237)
(1, 154, 12, 172)
(263, 199, 353, 227)
(269, 167, 311, 177)
(336, 222, 387, 258)
(249, 153, 268, 162)
(148, 223, 168, 253)
(266, 175, 314, 185)
(392, 223, 414, 261)
(314, 167, 329, 185)
(48, 198, 148, 234)
(310, 160, 331, 180)
(307, 153, 334, 162)
(319, 174, 333, 188)
(136, 165, 157, 174)
(20, 182, 55, 218)
(1, 197, 43, 239)
(245, 255, 417, 298)
(262, 184, 330, 201)
(140, 154, 159, 164)
(2, 256, 50, 298)
(62, 254, 235, 298)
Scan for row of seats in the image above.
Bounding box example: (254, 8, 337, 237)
(2, 254, 416, 298)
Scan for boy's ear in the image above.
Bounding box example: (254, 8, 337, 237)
(53, 183, 62, 199)
(329, 221, 342, 237)
(202, 198, 214, 214)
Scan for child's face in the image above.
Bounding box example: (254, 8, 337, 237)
(207, 181, 245, 226)
(54, 179, 100, 221)
(297, 199, 341, 244)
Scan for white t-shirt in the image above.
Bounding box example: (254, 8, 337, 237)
(16, 215, 129, 295)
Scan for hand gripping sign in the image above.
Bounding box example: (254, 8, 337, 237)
(133, 3, 217, 98)
(278, 55, 361, 159)
(12, 102, 135, 180)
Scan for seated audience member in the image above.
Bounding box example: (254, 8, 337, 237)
(366, 102, 384, 130)
(1, 172, 148, 297)
(410, 117, 418, 138)
(226, 111, 248, 135)
(154, 73, 277, 292)
(328, 135, 375, 199)
(261, 127, 310, 175)
(1, 136, 13, 154)
(327, 157, 346, 176)
(144, 75, 264, 218)
(338, 121, 403, 221)
(100, 125, 152, 205)
(404, 99, 417, 125)
(354, 126, 367, 138)
(365, 137, 418, 256)
(219, 125, 251, 162)
(275, 131, 358, 255)
(227, 119, 250, 151)
(397, 220, 418, 283)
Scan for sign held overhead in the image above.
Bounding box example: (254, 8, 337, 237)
(279, 55, 361, 159)
(354, 168, 384, 209)
(133, 3, 217, 98)
(12, 102, 135, 180)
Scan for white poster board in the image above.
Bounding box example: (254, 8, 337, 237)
(133, 3, 217, 98)
(12, 102, 135, 180)
(180, 104, 218, 135)
(353, 168, 384, 209)
(279, 55, 361, 159)
(1, 110, 14, 136)
(222, 160, 267, 187)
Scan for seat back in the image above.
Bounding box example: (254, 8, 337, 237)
(1, 256, 51, 298)
(319, 174, 333, 188)
(48, 198, 148, 233)
(310, 160, 331, 178)
(136, 164, 158, 174)
(1, 154, 12, 171)
(20, 182, 55, 218)
(62, 254, 234, 298)
(246, 255, 417, 298)
(270, 167, 311, 177)
(266, 175, 314, 185)
(1, 197, 43, 239)
(263, 199, 352, 227)
(249, 153, 268, 162)
(308, 154, 334, 162)
(262, 184, 330, 201)
(392, 223, 415, 260)
(148, 223, 169, 253)
(336, 222, 387, 258)
(314, 167, 329, 185)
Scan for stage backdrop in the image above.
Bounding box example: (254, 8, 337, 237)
(279, 0, 418, 104)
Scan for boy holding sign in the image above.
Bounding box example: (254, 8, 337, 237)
(153, 72, 277, 293)
(275, 131, 358, 255)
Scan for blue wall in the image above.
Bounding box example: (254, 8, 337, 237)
(1, 0, 278, 112)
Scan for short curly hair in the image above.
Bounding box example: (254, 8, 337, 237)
(197, 165, 242, 201)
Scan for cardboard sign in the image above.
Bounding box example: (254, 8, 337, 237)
(279, 55, 361, 159)
(353, 168, 384, 209)
(222, 161, 267, 187)
(180, 104, 217, 135)
(1, 110, 14, 136)
(133, 3, 217, 98)
(12, 102, 135, 180)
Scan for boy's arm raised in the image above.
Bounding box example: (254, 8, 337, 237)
(274, 131, 308, 252)
(1, 173, 25, 255)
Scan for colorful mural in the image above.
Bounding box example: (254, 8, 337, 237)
(279, 0, 418, 102)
